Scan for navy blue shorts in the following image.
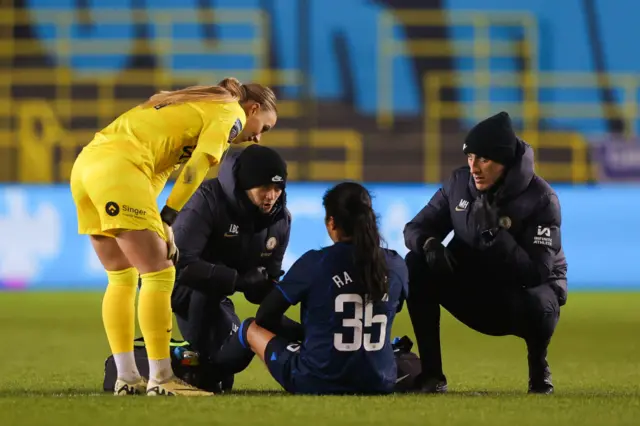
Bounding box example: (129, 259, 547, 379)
(264, 337, 393, 395)
(264, 336, 420, 395)
(264, 336, 302, 393)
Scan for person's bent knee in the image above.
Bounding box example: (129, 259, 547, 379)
(405, 250, 424, 269)
(116, 229, 173, 274)
(405, 251, 426, 280)
(405, 250, 437, 288)
(524, 284, 560, 316)
(522, 284, 560, 339)
(171, 285, 191, 318)
(139, 258, 173, 275)
(89, 235, 132, 271)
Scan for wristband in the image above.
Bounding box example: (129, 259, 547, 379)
(422, 237, 437, 252)
(480, 227, 499, 243)
(160, 205, 179, 226)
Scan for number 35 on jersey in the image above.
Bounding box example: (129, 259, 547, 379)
(333, 293, 388, 353)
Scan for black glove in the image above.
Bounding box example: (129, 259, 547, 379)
(270, 270, 285, 281)
(236, 267, 273, 304)
(472, 194, 500, 243)
(160, 205, 180, 265)
(422, 237, 457, 272)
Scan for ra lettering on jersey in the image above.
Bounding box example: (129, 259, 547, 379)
(332, 271, 353, 288)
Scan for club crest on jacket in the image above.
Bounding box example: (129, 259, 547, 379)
(266, 237, 277, 250)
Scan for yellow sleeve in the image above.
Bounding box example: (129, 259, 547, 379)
(150, 168, 173, 199)
(194, 111, 245, 166)
(165, 151, 211, 212)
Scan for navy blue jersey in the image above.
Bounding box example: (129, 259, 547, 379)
(275, 242, 408, 393)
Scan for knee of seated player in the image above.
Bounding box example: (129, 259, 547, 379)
(116, 229, 173, 274)
(245, 321, 275, 362)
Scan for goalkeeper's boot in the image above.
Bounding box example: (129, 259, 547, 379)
(146, 375, 215, 396)
(114, 377, 148, 396)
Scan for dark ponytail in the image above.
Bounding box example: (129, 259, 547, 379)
(323, 182, 389, 302)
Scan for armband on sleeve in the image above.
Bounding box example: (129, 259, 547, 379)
(164, 151, 211, 214)
(160, 205, 179, 226)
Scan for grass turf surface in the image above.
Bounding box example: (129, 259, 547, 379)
(0, 292, 639, 426)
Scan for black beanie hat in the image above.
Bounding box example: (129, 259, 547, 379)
(462, 111, 517, 166)
(236, 144, 287, 190)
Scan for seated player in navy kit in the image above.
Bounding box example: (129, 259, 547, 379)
(236, 182, 409, 395)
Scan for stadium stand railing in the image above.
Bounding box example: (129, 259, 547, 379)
(379, 9, 640, 183)
(0, 8, 304, 182)
(2, 6, 640, 183)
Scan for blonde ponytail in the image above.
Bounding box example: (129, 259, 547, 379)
(141, 77, 277, 112)
(141, 78, 244, 109)
(218, 77, 246, 100)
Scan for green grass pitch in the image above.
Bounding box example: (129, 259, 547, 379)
(0, 291, 639, 426)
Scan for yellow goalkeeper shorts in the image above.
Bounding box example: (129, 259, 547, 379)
(70, 147, 167, 240)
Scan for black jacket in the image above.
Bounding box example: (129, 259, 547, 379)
(404, 140, 567, 304)
(171, 146, 292, 302)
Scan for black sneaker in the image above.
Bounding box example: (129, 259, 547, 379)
(415, 373, 448, 394)
(528, 364, 554, 394)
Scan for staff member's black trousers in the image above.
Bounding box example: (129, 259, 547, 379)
(172, 285, 305, 392)
(404, 251, 560, 385)
(172, 286, 255, 391)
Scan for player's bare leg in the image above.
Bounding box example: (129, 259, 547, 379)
(245, 321, 276, 363)
(90, 234, 146, 395)
(116, 229, 213, 396)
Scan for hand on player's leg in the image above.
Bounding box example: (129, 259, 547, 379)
(162, 221, 179, 265)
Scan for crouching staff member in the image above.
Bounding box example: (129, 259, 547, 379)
(236, 182, 409, 395)
(404, 112, 567, 394)
(170, 143, 293, 391)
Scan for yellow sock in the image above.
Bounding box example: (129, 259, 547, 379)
(102, 267, 139, 355)
(138, 266, 175, 362)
